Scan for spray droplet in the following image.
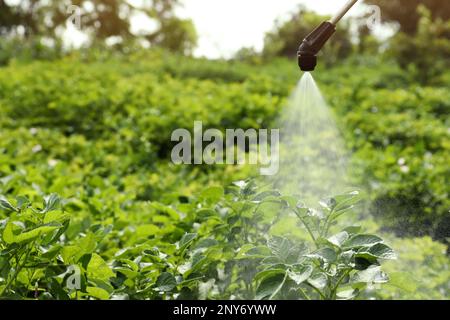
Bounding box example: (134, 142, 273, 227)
(273, 73, 351, 204)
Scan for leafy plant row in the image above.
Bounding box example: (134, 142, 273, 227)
(1, 181, 398, 300)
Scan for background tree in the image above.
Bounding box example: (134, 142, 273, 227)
(0, 0, 41, 36)
(145, 17, 197, 55)
(0, 0, 197, 54)
(365, 0, 450, 34)
(0, 0, 19, 35)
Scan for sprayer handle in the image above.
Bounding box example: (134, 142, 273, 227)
(330, 0, 359, 25)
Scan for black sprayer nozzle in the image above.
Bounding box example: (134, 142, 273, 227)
(297, 21, 336, 71)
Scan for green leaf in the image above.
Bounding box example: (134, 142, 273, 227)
(195, 209, 217, 220)
(61, 246, 82, 264)
(2, 222, 15, 244)
(354, 257, 374, 270)
(326, 192, 361, 222)
(327, 232, 349, 248)
(307, 247, 337, 263)
(233, 180, 257, 196)
(254, 200, 282, 223)
(254, 269, 286, 283)
(42, 220, 69, 246)
(195, 238, 219, 249)
(287, 265, 313, 285)
(3, 222, 61, 244)
(256, 272, 286, 300)
(43, 210, 70, 224)
(15, 196, 30, 210)
(268, 236, 291, 261)
(295, 203, 310, 217)
(178, 233, 197, 252)
(150, 202, 180, 220)
(156, 272, 177, 292)
(78, 233, 97, 255)
(336, 288, 359, 300)
(236, 245, 271, 259)
(181, 252, 208, 278)
(86, 287, 110, 300)
(42, 193, 61, 213)
(87, 253, 115, 281)
(343, 234, 383, 249)
(115, 267, 139, 280)
(253, 190, 281, 202)
(332, 191, 361, 212)
(308, 272, 327, 290)
(199, 186, 224, 203)
(15, 225, 61, 244)
(0, 195, 18, 212)
(343, 226, 362, 235)
(136, 224, 159, 238)
(352, 266, 389, 284)
(280, 195, 298, 209)
(40, 244, 62, 261)
(319, 197, 337, 210)
(356, 243, 397, 261)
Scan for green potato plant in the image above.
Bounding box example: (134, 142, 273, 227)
(0, 181, 396, 300)
(105, 180, 396, 300)
(0, 193, 70, 298)
(219, 181, 397, 300)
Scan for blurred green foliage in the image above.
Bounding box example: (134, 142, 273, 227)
(388, 5, 450, 85)
(376, 236, 450, 299)
(0, 37, 64, 66)
(315, 59, 450, 244)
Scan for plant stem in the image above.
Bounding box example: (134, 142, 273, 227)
(0, 241, 36, 296)
(331, 269, 351, 299)
(322, 207, 337, 238)
(293, 209, 318, 248)
(306, 282, 326, 300)
(299, 287, 311, 300)
(1, 251, 25, 296)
